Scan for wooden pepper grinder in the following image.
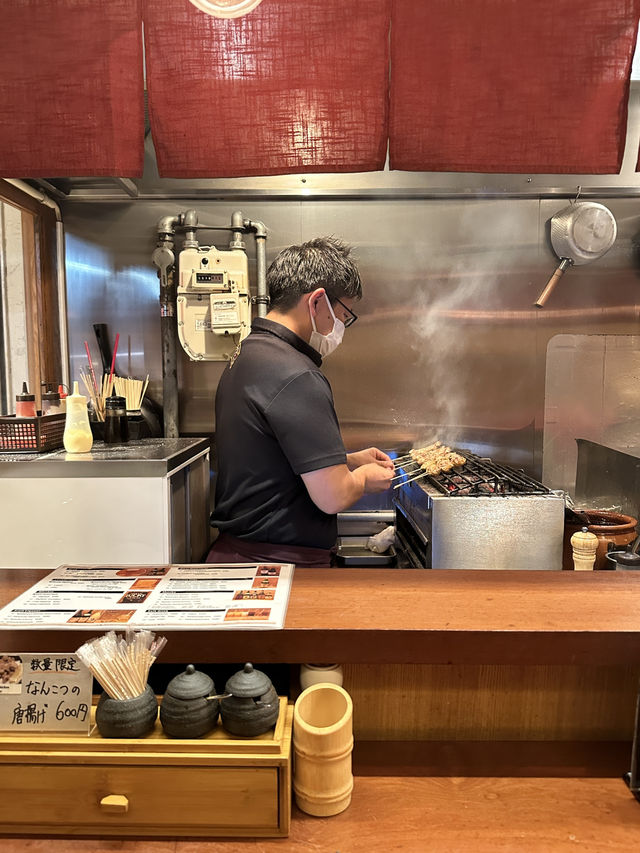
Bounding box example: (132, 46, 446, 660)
(571, 526, 599, 571)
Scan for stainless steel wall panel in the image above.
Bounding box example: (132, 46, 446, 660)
(61, 193, 640, 496)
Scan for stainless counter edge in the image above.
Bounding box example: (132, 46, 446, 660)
(0, 437, 210, 477)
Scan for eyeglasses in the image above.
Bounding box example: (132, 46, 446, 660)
(333, 297, 358, 328)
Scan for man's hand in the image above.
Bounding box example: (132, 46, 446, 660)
(357, 461, 394, 494)
(346, 447, 393, 471)
(302, 455, 394, 515)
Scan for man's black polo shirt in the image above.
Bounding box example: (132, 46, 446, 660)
(211, 317, 347, 549)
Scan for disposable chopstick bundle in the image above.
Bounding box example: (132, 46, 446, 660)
(76, 630, 167, 700)
(113, 375, 150, 412)
(79, 371, 119, 422)
(102, 372, 114, 402)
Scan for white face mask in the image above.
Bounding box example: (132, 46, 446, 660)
(309, 294, 345, 358)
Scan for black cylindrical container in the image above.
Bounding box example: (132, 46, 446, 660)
(104, 394, 129, 444)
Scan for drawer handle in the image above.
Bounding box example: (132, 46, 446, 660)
(100, 794, 129, 814)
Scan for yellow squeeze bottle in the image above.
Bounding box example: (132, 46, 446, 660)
(63, 381, 93, 453)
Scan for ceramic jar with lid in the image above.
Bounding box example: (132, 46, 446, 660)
(160, 664, 219, 738)
(220, 662, 279, 737)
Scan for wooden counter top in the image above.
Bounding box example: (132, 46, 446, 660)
(2, 776, 640, 851)
(2, 568, 640, 664)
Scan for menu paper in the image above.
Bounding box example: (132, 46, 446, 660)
(0, 563, 294, 630)
(0, 653, 92, 734)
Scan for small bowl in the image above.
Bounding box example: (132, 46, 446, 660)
(605, 550, 640, 570)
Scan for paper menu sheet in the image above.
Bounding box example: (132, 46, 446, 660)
(0, 563, 293, 630)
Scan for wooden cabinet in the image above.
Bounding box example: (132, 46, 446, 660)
(0, 698, 292, 837)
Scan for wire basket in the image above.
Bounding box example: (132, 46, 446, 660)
(0, 413, 65, 452)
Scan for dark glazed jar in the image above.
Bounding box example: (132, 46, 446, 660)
(95, 684, 158, 738)
(563, 511, 637, 570)
(160, 664, 219, 738)
(220, 662, 279, 737)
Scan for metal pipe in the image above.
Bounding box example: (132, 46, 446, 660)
(157, 214, 180, 236)
(229, 209, 245, 250)
(4, 179, 70, 389)
(160, 263, 179, 438)
(243, 218, 268, 317)
(181, 208, 199, 249)
(153, 215, 179, 438)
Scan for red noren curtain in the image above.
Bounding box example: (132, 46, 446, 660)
(0, 0, 144, 178)
(390, 0, 640, 174)
(143, 0, 390, 178)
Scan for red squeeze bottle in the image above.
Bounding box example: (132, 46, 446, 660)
(58, 384, 68, 413)
(15, 382, 37, 418)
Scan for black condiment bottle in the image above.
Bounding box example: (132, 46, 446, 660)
(104, 393, 129, 444)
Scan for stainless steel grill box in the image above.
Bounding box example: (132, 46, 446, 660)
(394, 454, 565, 570)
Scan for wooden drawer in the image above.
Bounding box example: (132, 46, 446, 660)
(0, 764, 278, 834)
(0, 697, 292, 837)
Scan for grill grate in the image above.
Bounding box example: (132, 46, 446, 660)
(425, 454, 549, 496)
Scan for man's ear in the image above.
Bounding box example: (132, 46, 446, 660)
(307, 287, 326, 317)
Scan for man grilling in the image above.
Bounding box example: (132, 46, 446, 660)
(206, 236, 393, 568)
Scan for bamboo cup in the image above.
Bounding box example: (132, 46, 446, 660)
(293, 683, 353, 817)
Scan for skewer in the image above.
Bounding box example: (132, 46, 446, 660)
(102, 371, 114, 402)
(393, 470, 430, 489)
(391, 467, 420, 482)
(84, 341, 99, 400)
(80, 372, 102, 420)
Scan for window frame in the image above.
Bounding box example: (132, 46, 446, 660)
(0, 179, 62, 413)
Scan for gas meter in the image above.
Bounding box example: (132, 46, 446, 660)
(177, 245, 251, 361)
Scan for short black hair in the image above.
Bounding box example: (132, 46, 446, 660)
(267, 236, 362, 312)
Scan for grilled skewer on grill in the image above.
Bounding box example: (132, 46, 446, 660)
(393, 441, 442, 466)
(392, 442, 466, 487)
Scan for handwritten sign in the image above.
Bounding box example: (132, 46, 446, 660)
(0, 653, 92, 735)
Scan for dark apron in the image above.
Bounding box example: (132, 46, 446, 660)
(206, 532, 335, 568)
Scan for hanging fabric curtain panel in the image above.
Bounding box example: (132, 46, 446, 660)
(143, 0, 390, 177)
(389, 0, 640, 174)
(0, 0, 145, 177)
